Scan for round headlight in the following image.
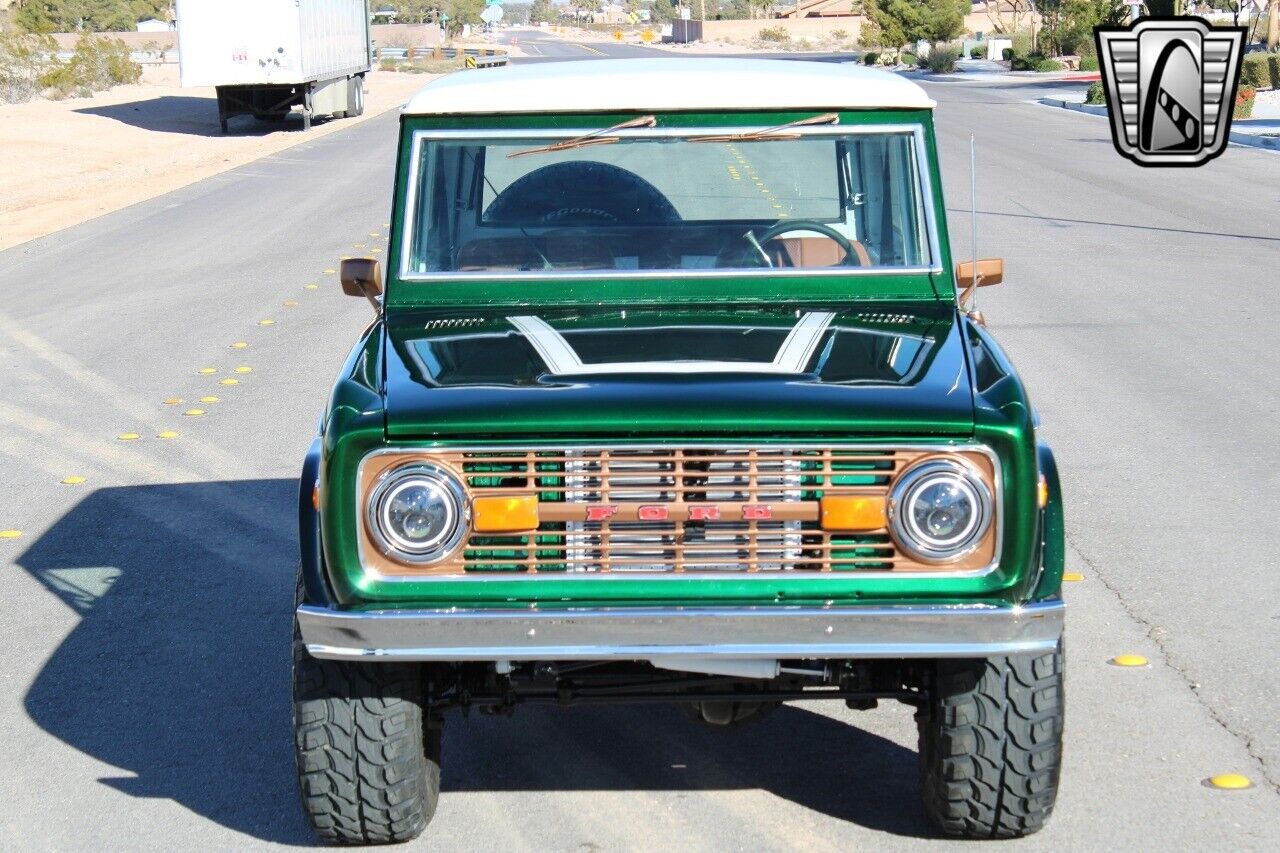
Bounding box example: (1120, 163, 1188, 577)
(888, 459, 993, 563)
(367, 463, 469, 563)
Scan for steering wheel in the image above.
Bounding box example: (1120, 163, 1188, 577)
(739, 219, 866, 268)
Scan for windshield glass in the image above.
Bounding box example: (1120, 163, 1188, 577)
(403, 128, 932, 277)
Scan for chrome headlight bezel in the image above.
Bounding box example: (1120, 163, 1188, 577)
(888, 458, 994, 563)
(365, 462, 470, 564)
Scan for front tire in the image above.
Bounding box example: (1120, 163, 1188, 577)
(917, 641, 1064, 839)
(293, 609, 439, 844)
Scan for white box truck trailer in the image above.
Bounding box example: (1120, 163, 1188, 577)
(176, 0, 372, 132)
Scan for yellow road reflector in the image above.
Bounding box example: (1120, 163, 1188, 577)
(219, 378, 240, 386)
(234, 365, 253, 374)
(1204, 773, 1253, 790)
(370, 247, 381, 253)
(197, 367, 217, 375)
(284, 299, 298, 307)
(118, 432, 141, 441)
(354, 243, 366, 249)
(184, 408, 206, 417)
(157, 430, 179, 439)
(61, 475, 87, 485)
(304, 284, 319, 290)
(384, 223, 390, 228)
(820, 495, 887, 532)
(199, 396, 220, 404)
(163, 397, 183, 405)
(0, 530, 21, 539)
(1109, 654, 1149, 667)
(473, 495, 540, 533)
(230, 341, 249, 349)
(323, 268, 336, 274)
(1063, 571, 1085, 582)
(370, 232, 380, 237)
(258, 319, 275, 326)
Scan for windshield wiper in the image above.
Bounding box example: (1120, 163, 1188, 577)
(688, 112, 840, 144)
(508, 115, 657, 158)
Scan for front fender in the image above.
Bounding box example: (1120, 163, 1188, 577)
(298, 436, 331, 606)
(1031, 440, 1065, 600)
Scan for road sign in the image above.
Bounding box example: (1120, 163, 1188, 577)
(465, 55, 477, 68)
(480, 5, 503, 24)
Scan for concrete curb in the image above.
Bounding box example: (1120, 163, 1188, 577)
(1037, 98, 1280, 151)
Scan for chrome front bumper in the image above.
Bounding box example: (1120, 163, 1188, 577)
(297, 600, 1063, 662)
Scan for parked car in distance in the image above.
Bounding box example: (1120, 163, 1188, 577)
(293, 58, 1066, 844)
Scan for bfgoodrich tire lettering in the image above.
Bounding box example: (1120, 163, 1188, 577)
(293, 573, 439, 844)
(917, 640, 1064, 838)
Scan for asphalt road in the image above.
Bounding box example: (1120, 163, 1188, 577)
(1, 36, 1277, 850)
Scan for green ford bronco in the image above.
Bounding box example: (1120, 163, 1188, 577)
(293, 58, 1065, 843)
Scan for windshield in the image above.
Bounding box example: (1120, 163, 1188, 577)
(403, 127, 933, 278)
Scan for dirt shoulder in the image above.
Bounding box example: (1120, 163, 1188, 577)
(0, 66, 435, 252)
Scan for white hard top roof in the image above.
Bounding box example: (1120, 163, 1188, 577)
(403, 58, 935, 115)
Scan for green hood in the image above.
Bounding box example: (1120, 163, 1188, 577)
(381, 303, 974, 438)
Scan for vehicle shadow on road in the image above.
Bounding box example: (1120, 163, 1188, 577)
(444, 702, 931, 837)
(74, 97, 325, 137)
(16, 479, 315, 845)
(16, 479, 932, 843)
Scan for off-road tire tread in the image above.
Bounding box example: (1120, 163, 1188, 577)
(918, 642, 1064, 839)
(293, 573, 438, 845)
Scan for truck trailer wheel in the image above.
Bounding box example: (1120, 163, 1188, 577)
(346, 75, 365, 118)
(916, 641, 1064, 839)
(293, 582, 440, 844)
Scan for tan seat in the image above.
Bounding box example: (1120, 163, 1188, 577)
(770, 236, 872, 268)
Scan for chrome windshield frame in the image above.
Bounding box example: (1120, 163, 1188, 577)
(397, 124, 944, 282)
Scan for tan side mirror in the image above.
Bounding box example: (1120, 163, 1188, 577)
(340, 258, 382, 314)
(956, 258, 1003, 288)
(956, 258, 1003, 311)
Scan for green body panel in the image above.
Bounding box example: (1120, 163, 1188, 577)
(309, 106, 1063, 613)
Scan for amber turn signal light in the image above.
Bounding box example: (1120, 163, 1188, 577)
(1038, 474, 1049, 509)
(473, 495, 540, 533)
(820, 495, 887, 532)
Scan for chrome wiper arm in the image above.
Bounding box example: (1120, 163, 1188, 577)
(508, 115, 657, 158)
(688, 112, 840, 144)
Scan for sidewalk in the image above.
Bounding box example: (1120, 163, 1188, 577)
(1037, 94, 1280, 151)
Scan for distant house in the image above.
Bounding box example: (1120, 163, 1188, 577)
(372, 6, 398, 24)
(136, 18, 173, 32)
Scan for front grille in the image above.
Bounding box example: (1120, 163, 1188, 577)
(357, 446, 998, 577)
(460, 448, 891, 572)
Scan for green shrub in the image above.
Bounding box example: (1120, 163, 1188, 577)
(1011, 30, 1033, 57)
(1035, 58, 1065, 72)
(1002, 47, 1014, 61)
(924, 47, 959, 73)
(1085, 81, 1106, 105)
(1079, 55, 1099, 72)
(862, 51, 879, 65)
(1241, 52, 1268, 88)
(757, 26, 791, 43)
(1011, 55, 1032, 70)
(970, 45, 985, 59)
(0, 31, 55, 104)
(899, 52, 917, 67)
(830, 28, 849, 40)
(41, 34, 141, 99)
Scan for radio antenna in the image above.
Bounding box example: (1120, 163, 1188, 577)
(969, 133, 978, 312)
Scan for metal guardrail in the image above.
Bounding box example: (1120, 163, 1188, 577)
(375, 46, 508, 68)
